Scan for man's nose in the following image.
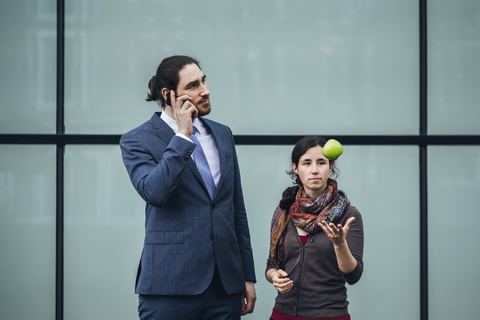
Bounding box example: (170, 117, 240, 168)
(200, 83, 210, 96)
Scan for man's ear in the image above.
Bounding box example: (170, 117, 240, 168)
(161, 88, 170, 102)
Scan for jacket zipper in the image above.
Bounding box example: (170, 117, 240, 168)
(295, 242, 306, 316)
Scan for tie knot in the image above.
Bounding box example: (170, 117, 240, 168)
(192, 126, 198, 135)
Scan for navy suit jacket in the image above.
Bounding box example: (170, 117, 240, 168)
(120, 112, 256, 295)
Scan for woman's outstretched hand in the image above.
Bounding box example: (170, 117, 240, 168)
(318, 217, 355, 246)
(318, 217, 357, 274)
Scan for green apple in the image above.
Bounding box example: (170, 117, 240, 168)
(323, 139, 343, 160)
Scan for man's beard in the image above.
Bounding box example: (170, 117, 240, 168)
(196, 100, 211, 117)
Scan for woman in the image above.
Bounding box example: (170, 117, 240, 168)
(266, 136, 364, 320)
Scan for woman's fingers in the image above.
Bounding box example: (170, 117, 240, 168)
(273, 279, 293, 293)
(272, 269, 293, 293)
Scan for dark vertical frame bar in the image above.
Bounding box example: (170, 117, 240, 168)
(56, 0, 65, 319)
(55, 146, 64, 320)
(419, 0, 428, 320)
(419, 145, 428, 320)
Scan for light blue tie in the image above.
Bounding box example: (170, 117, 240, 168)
(191, 126, 216, 199)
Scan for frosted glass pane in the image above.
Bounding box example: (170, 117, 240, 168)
(237, 145, 420, 320)
(65, 0, 418, 135)
(428, 146, 480, 319)
(0, 145, 56, 319)
(340, 146, 419, 320)
(236, 145, 293, 319)
(428, 1, 480, 134)
(64, 145, 145, 320)
(0, 1, 56, 134)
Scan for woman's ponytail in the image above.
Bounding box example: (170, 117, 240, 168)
(279, 185, 299, 210)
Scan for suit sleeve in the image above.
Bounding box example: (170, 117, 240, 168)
(120, 132, 196, 208)
(230, 128, 256, 282)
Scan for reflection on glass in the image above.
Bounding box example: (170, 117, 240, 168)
(428, 146, 480, 319)
(336, 145, 420, 320)
(65, 0, 418, 135)
(428, 0, 480, 134)
(64, 145, 145, 320)
(0, 145, 56, 319)
(0, 1, 56, 133)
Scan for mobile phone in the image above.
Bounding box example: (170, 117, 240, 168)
(166, 91, 180, 107)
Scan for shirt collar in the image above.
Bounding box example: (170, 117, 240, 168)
(160, 111, 206, 135)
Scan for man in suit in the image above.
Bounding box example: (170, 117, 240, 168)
(120, 55, 256, 320)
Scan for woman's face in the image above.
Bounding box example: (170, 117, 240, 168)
(292, 146, 332, 199)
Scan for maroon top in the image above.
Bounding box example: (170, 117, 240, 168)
(299, 235, 309, 245)
(271, 308, 351, 320)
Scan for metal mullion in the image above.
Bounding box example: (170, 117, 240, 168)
(1, 134, 480, 145)
(419, 0, 428, 320)
(56, 0, 65, 319)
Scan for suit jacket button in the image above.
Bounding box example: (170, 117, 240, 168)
(211, 204, 216, 210)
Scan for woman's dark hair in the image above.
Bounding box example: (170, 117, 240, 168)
(279, 136, 340, 210)
(146, 55, 201, 108)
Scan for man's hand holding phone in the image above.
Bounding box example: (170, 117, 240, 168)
(169, 90, 198, 138)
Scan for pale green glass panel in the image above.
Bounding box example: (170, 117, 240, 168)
(0, 145, 56, 319)
(0, 1, 56, 133)
(64, 145, 145, 320)
(428, 146, 480, 319)
(237, 145, 420, 320)
(342, 146, 419, 320)
(65, 0, 418, 135)
(428, 1, 480, 134)
(236, 145, 293, 319)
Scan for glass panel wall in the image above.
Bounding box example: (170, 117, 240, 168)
(0, 1, 57, 134)
(335, 145, 420, 320)
(428, 146, 480, 319)
(64, 0, 419, 136)
(428, 0, 480, 134)
(236, 145, 293, 319)
(1, 1, 479, 320)
(0, 145, 56, 319)
(64, 145, 145, 320)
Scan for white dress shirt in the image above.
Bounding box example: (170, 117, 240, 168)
(160, 112, 221, 186)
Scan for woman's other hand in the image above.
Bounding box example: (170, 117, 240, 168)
(270, 269, 294, 294)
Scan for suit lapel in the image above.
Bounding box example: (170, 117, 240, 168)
(202, 119, 226, 199)
(151, 112, 175, 144)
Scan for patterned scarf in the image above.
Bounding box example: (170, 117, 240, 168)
(269, 179, 350, 269)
